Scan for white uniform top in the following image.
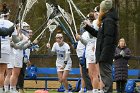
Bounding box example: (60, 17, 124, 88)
(92, 19, 99, 31)
(76, 31, 90, 57)
(52, 42, 72, 64)
(0, 19, 13, 54)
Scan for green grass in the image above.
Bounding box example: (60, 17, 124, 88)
(25, 90, 76, 93)
(24, 89, 77, 93)
(25, 89, 117, 93)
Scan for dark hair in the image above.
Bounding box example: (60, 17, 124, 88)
(1, 3, 10, 14)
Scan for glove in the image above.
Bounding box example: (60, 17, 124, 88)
(33, 44, 39, 51)
(120, 50, 125, 57)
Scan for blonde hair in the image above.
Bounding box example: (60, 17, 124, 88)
(118, 38, 126, 46)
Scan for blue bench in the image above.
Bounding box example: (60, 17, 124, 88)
(127, 69, 140, 82)
(24, 67, 80, 89)
(24, 67, 140, 89)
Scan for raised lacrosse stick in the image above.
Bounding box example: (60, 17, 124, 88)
(68, 0, 86, 19)
(21, 0, 38, 23)
(47, 24, 57, 43)
(33, 19, 54, 42)
(67, 0, 78, 34)
(57, 5, 76, 42)
(33, 3, 58, 37)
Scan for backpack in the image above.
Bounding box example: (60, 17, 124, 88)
(125, 79, 136, 93)
(26, 65, 38, 79)
(72, 78, 81, 92)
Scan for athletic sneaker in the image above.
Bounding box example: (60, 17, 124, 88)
(78, 89, 84, 93)
(92, 89, 98, 93)
(86, 90, 93, 93)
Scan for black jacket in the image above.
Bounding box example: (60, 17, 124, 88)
(84, 8, 119, 63)
(114, 46, 131, 81)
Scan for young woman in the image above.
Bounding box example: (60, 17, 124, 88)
(76, 8, 101, 93)
(114, 38, 131, 93)
(8, 22, 31, 93)
(46, 33, 72, 93)
(0, 3, 14, 93)
(76, 30, 93, 93)
(4, 37, 16, 93)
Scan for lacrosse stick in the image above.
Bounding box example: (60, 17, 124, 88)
(67, 0, 78, 34)
(21, 0, 38, 23)
(33, 3, 59, 37)
(33, 19, 54, 41)
(68, 0, 86, 19)
(57, 5, 76, 42)
(47, 24, 57, 43)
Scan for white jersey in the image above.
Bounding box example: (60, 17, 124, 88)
(76, 31, 90, 57)
(52, 42, 72, 64)
(0, 19, 13, 54)
(88, 20, 98, 42)
(92, 19, 99, 31)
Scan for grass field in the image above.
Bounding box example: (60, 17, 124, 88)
(25, 90, 77, 93)
(24, 90, 117, 93)
(24, 81, 118, 93)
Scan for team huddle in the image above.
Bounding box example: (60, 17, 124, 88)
(0, 0, 119, 93)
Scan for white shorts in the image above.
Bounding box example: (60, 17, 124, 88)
(14, 53, 23, 68)
(56, 62, 72, 72)
(7, 49, 16, 68)
(13, 49, 23, 68)
(0, 53, 10, 64)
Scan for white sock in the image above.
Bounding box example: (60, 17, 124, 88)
(10, 86, 16, 91)
(4, 85, 9, 92)
(80, 88, 84, 91)
(65, 89, 68, 92)
(0, 87, 4, 92)
(86, 90, 93, 93)
(92, 89, 98, 93)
